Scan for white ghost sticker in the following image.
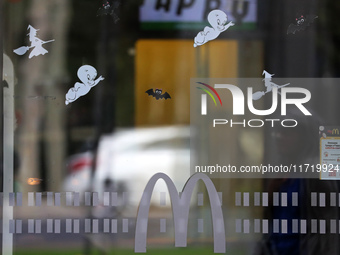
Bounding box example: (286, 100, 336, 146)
(193, 10, 234, 47)
(65, 65, 104, 105)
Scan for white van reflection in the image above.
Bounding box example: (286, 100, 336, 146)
(63, 126, 190, 211)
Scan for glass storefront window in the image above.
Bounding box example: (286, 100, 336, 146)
(2, 0, 340, 254)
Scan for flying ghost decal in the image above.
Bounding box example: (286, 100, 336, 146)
(193, 10, 234, 47)
(65, 65, 104, 105)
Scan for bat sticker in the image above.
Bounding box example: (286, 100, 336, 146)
(287, 15, 318, 34)
(193, 10, 234, 47)
(65, 65, 104, 105)
(97, 0, 120, 23)
(145, 88, 171, 100)
(13, 25, 55, 58)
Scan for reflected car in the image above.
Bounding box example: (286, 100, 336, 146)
(63, 126, 190, 208)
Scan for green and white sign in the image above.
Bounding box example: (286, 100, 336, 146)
(140, 0, 257, 30)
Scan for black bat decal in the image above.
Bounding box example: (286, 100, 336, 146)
(97, 1, 120, 23)
(146, 88, 171, 100)
(287, 15, 318, 34)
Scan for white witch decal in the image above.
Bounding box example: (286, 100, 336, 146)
(252, 70, 290, 100)
(13, 25, 55, 59)
(65, 65, 104, 105)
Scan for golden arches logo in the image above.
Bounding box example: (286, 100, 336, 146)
(134, 173, 225, 253)
(332, 129, 339, 135)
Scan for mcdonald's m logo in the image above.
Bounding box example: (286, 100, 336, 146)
(332, 129, 339, 135)
(134, 173, 225, 253)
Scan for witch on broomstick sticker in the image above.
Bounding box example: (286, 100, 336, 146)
(13, 25, 55, 59)
(252, 70, 290, 100)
